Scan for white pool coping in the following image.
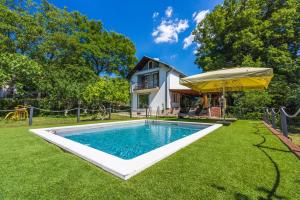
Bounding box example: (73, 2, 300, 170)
(30, 120, 222, 180)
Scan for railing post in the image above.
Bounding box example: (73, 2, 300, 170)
(146, 107, 148, 118)
(264, 108, 270, 124)
(280, 107, 288, 137)
(108, 107, 111, 120)
(129, 107, 132, 118)
(263, 109, 267, 123)
(271, 108, 276, 129)
(149, 107, 152, 117)
(29, 106, 33, 126)
(77, 101, 81, 123)
(77, 107, 80, 123)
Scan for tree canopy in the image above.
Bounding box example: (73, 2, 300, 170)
(194, 0, 300, 110)
(0, 52, 42, 96)
(0, 0, 136, 108)
(83, 77, 130, 105)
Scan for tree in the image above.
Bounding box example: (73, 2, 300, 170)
(0, 0, 137, 109)
(0, 2, 44, 55)
(38, 64, 98, 108)
(34, 1, 137, 77)
(194, 0, 300, 111)
(83, 77, 130, 106)
(0, 52, 42, 96)
(231, 91, 272, 119)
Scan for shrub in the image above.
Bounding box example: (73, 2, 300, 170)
(231, 91, 272, 119)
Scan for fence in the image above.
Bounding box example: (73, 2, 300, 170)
(0, 105, 132, 126)
(263, 106, 300, 137)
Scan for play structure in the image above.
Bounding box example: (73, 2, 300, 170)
(5, 105, 29, 120)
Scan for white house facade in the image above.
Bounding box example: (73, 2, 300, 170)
(128, 56, 191, 116)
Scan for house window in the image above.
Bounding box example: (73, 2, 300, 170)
(148, 61, 153, 69)
(138, 72, 159, 89)
(138, 94, 149, 108)
(153, 72, 159, 87)
(173, 93, 179, 103)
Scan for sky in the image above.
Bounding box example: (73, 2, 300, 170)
(47, 0, 223, 76)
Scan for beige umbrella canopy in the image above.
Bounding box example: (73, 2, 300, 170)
(180, 67, 273, 93)
(180, 67, 274, 119)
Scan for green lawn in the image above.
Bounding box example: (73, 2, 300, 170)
(0, 119, 299, 200)
(0, 113, 132, 128)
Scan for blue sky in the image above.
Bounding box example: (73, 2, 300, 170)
(48, 0, 222, 75)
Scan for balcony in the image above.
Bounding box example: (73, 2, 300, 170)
(134, 82, 159, 93)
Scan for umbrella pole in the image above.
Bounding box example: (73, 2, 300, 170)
(222, 84, 226, 120)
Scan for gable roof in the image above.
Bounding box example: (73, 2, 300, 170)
(127, 56, 187, 79)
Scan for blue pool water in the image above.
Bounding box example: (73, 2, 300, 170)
(59, 122, 209, 160)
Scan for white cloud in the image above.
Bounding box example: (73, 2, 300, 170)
(152, 19, 189, 43)
(152, 12, 159, 19)
(193, 10, 209, 24)
(165, 6, 173, 18)
(183, 10, 209, 49)
(183, 34, 195, 49)
(170, 54, 177, 60)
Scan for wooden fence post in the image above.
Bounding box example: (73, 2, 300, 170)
(77, 101, 81, 123)
(77, 107, 80, 123)
(146, 107, 148, 118)
(129, 107, 132, 118)
(29, 106, 33, 126)
(280, 107, 288, 137)
(271, 108, 276, 129)
(108, 107, 111, 120)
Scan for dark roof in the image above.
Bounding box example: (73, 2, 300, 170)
(127, 56, 187, 79)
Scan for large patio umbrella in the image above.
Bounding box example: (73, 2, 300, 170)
(180, 67, 273, 119)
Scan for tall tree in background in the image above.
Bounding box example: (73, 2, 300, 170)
(194, 0, 300, 109)
(34, 1, 137, 77)
(0, 0, 136, 108)
(0, 53, 42, 96)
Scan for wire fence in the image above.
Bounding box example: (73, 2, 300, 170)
(263, 106, 300, 138)
(0, 105, 133, 126)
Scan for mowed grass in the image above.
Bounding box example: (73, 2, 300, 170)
(0, 119, 299, 200)
(0, 113, 132, 128)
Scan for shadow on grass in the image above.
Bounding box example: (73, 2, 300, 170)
(211, 183, 225, 191)
(234, 192, 250, 200)
(210, 184, 251, 200)
(252, 124, 287, 200)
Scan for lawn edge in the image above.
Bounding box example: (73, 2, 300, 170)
(262, 121, 300, 159)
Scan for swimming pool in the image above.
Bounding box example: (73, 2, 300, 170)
(31, 120, 222, 180)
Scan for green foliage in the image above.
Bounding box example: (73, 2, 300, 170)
(38, 64, 98, 109)
(83, 77, 130, 106)
(0, 0, 137, 108)
(194, 0, 300, 112)
(0, 52, 42, 96)
(231, 91, 272, 119)
(0, 2, 43, 54)
(34, 2, 136, 76)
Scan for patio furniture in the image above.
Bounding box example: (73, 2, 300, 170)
(180, 67, 274, 122)
(167, 108, 180, 117)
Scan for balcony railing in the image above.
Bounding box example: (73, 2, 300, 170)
(134, 82, 159, 90)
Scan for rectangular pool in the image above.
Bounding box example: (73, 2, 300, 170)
(31, 120, 222, 180)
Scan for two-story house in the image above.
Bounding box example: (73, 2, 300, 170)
(128, 56, 192, 116)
